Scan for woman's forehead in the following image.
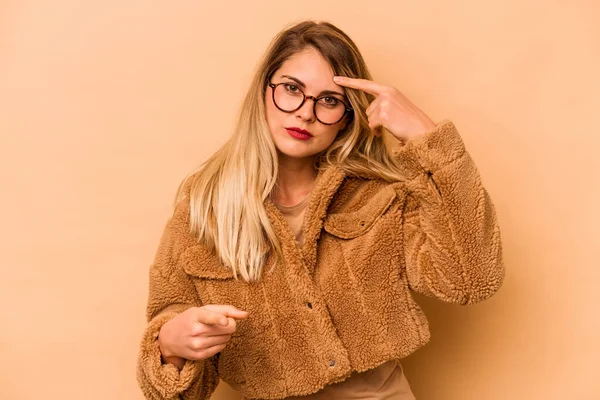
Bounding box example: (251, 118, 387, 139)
(276, 49, 343, 93)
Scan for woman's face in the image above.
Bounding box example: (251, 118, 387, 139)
(265, 48, 349, 161)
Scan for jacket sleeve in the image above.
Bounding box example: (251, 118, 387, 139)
(136, 180, 220, 399)
(391, 119, 505, 305)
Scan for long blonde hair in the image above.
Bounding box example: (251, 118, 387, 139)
(175, 20, 406, 282)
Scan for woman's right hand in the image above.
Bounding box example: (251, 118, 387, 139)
(157, 304, 249, 367)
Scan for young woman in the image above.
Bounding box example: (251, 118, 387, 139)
(136, 20, 505, 400)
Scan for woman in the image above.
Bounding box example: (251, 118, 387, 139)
(136, 20, 505, 400)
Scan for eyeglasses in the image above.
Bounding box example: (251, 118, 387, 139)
(268, 82, 353, 125)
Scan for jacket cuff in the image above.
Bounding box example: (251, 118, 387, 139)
(391, 119, 467, 181)
(137, 310, 204, 399)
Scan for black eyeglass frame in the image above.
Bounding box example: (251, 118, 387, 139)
(268, 82, 354, 125)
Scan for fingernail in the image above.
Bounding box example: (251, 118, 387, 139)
(333, 76, 341, 82)
(221, 318, 228, 326)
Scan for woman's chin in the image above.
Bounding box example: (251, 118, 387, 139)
(275, 146, 319, 161)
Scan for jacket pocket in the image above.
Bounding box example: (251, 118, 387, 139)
(180, 245, 269, 338)
(323, 185, 397, 239)
(180, 245, 236, 280)
(180, 244, 243, 309)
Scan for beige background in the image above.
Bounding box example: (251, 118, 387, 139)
(1, 0, 599, 399)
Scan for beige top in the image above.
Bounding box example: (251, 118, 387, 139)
(272, 196, 416, 400)
(272, 194, 310, 246)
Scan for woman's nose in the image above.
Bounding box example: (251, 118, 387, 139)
(296, 97, 316, 122)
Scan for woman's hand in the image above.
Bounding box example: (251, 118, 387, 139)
(158, 304, 249, 369)
(333, 76, 436, 141)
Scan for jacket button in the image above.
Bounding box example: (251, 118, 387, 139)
(329, 359, 336, 367)
(306, 302, 313, 309)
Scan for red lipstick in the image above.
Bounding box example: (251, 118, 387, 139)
(285, 127, 313, 140)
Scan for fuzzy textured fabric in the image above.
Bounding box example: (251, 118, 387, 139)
(136, 120, 505, 399)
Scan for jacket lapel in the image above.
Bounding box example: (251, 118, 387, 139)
(264, 163, 346, 277)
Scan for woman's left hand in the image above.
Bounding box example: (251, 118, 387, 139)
(333, 76, 437, 142)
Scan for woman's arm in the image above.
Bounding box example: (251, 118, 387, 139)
(392, 120, 505, 304)
(136, 182, 220, 400)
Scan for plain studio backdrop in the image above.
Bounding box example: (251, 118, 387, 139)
(1, 1, 598, 399)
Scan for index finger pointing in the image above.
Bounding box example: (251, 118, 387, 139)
(333, 76, 384, 95)
(196, 308, 229, 326)
(202, 304, 249, 320)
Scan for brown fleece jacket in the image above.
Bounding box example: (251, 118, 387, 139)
(136, 120, 505, 399)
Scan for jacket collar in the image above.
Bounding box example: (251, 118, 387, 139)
(264, 163, 346, 276)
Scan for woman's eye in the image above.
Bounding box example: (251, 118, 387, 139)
(321, 97, 339, 106)
(284, 84, 299, 93)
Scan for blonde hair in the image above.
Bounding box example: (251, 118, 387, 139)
(175, 20, 406, 283)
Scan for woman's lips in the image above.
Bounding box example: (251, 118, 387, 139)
(285, 128, 312, 140)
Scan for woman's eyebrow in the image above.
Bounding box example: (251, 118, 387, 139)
(280, 74, 345, 97)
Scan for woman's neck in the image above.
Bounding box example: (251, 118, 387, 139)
(271, 157, 318, 206)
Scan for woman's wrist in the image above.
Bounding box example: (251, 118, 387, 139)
(161, 354, 186, 370)
(157, 326, 174, 358)
(157, 326, 187, 370)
